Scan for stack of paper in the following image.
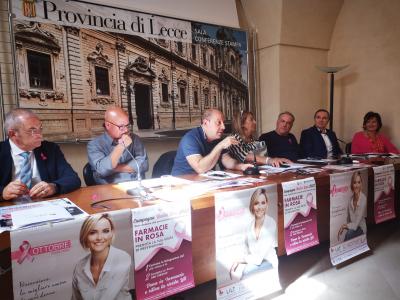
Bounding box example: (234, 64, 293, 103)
(0, 198, 88, 233)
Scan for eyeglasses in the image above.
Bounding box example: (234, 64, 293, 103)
(106, 120, 131, 131)
(22, 127, 43, 136)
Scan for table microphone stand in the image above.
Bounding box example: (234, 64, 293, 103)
(243, 152, 260, 175)
(122, 141, 147, 199)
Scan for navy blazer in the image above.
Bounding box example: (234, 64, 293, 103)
(0, 140, 81, 197)
(300, 126, 342, 158)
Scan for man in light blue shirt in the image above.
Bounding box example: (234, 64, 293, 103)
(87, 107, 148, 184)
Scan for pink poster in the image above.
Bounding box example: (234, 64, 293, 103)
(215, 185, 281, 300)
(329, 170, 370, 265)
(132, 202, 194, 300)
(282, 177, 319, 255)
(373, 164, 396, 224)
(11, 209, 134, 300)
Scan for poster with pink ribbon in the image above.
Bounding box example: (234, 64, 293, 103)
(11, 209, 134, 300)
(329, 170, 370, 265)
(132, 201, 194, 300)
(215, 185, 281, 300)
(373, 164, 396, 224)
(282, 177, 319, 255)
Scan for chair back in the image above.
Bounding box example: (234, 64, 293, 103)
(83, 162, 96, 186)
(152, 151, 177, 178)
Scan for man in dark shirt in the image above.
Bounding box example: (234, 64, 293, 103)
(259, 111, 301, 161)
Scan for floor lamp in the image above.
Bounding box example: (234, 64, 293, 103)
(316, 65, 349, 130)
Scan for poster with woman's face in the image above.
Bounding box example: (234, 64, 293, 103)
(373, 164, 396, 223)
(215, 184, 281, 300)
(11, 209, 134, 300)
(329, 169, 370, 265)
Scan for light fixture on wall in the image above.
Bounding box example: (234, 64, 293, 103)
(316, 65, 349, 130)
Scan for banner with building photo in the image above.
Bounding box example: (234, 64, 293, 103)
(132, 201, 194, 300)
(282, 177, 319, 255)
(329, 170, 370, 266)
(215, 185, 281, 300)
(12, 0, 248, 142)
(11, 209, 134, 300)
(373, 164, 396, 224)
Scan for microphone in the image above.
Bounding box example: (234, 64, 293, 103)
(253, 140, 267, 152)
(121, 139, 147, 199)
(243, 141, 266, 176)
(336, 138, 353, 164)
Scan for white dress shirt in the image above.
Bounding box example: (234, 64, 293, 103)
(244, 215, 278, 269)
(347, 193, 367, 233)
(321, 132, 333, 158)
(9, 139, 41, 185)
(72, 246, 132, 300)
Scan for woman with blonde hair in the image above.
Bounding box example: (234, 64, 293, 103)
(229, 110, 291, 167)
(230, 188, 278, 280)
(338, 171, 367, 241)
(72, 213, 132, 300)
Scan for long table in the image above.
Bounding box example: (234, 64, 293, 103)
(1, 159, 399, 299)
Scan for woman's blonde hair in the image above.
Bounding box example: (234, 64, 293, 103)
(350, 171, 363, 192)
(249, 188, 269, 215)
(232, 110, 254, 138)
(79, 213, 115, 249)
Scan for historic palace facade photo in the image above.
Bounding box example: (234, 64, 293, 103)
(14, 21, 248, 140)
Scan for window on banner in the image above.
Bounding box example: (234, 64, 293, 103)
(161, 83, 169, 103)
(27, 50, 53, 90)
(95, 66, 110, 96)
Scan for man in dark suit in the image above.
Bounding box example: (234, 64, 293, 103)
(0, 109, 81, 201)
(300, 109, 342, 158)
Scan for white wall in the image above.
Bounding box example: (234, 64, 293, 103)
(328, 0, 400, 147)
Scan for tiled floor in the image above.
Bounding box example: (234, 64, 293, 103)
(174, 218, 400, 300)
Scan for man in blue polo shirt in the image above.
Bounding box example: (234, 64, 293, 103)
(172, 109, 252, 176)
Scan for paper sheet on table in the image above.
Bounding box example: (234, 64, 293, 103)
(297, 158, 338, 164)
(322, 163, 371, 171)
(194, 178, 264, 190)
(200, 170, 242, 180)
(150, 177, 265, 201)
(11, 204, 72, 229)
(118, 176, 193, 190)
(0, 198, 88, 233)
(259, 163, 311, 174)
(150, 185, 205, 202)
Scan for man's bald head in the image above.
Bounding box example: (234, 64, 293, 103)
(104, 106, 130, 139)
(105, 106, 128, 123)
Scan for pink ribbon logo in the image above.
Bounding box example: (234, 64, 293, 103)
(17, 241, 34, 264)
